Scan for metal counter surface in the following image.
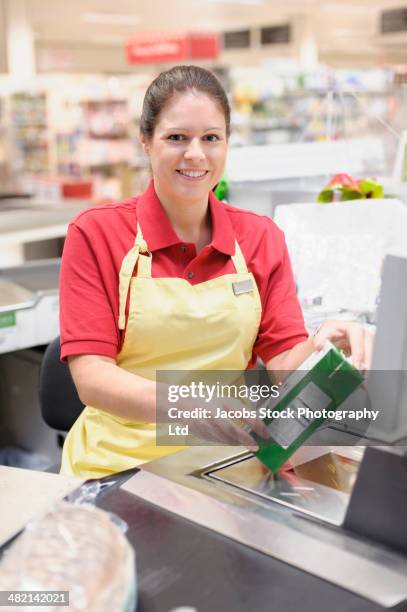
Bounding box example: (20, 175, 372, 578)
(0, 259, 60, 294)
(0, 459, 403, 612)
(120, 447, 407, 610)
(0, 198, 90, 266)
(0, 199, 89, 235)
(98, 482, 398, 612)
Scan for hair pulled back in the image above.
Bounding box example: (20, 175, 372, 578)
(140, 65, 230, 140)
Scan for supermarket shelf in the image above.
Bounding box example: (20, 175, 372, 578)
(87, 132, 129, 139)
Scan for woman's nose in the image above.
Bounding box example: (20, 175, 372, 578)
(184, 138, 205, 161)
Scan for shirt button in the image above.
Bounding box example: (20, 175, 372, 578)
(187, 271, 194, 279)
(180, 245, 187, 252)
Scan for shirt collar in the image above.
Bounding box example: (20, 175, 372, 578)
(136, 180, 235, 256)
(208, 188, 235, 256)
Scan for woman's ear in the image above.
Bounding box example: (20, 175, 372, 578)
(139, 131, 150, 156)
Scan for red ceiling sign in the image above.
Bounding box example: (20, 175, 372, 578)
(189, 34, 219, 60)
(126, 33, 219, 64)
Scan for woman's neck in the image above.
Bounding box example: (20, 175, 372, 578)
(155, 185, 212, 252)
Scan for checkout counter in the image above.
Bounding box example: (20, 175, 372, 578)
(110, 447, 407, 611)
(0, 196, 89, 463)
(0, 197, 89, 267)
(0, 457, 403, 612)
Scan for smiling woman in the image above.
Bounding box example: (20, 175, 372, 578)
(59, 65, 370, 478)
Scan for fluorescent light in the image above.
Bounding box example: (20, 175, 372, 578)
(206, 0, 264, 5)
(82, 12, 140, 25)
(320, 3, 372, 14)
(88, 34, 128, 44)
(330, 28, 360, 37)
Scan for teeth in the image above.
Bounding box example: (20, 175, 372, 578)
(178, 170, 207, 178)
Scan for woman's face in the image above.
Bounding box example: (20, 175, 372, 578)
(141, 90, 228, 205)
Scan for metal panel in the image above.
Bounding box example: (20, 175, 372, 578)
(381, 8, 407, 34)
(261, 24, 290, 45)
(223, 29, 251, 50)
(123, 446, 407, 608)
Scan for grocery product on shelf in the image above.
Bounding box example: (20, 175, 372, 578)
(0, 97, 9, 188)
(55, 98, 140, 201)
(10, 93, 49, 175)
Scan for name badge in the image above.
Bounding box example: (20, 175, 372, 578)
(232, 279, 254, 295)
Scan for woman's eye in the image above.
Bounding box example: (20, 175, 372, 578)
(167, 134, 185, 141)
(205, 134, 220, 142)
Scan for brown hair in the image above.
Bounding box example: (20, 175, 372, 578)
(140, 65, 230, 140)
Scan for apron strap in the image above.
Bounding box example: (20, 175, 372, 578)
(118, 224, 152, 330)
(119, 233, 247, 329)
(231, 240, 248, 274)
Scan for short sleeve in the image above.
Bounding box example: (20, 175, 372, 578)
(60, 222, 119, 361)
(253, 227, 308, 363)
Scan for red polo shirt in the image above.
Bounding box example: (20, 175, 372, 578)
(60, 181, 307, 365)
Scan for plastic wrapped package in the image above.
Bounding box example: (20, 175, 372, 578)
(291, 232, 386, 312)
(274, 199, 407, 314)
(0, 502, 136, 611)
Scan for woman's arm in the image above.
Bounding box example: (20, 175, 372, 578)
(68, 355, 265, 447)
(266, 337, 314, 379)
(68, 355, 156, 422)
(266, 320, 373, 378)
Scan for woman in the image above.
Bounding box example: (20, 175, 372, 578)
(60, 65, 370, 478)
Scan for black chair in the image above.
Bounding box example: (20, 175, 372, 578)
(39, 336, 84, 432)
(38, 339, 138, 484)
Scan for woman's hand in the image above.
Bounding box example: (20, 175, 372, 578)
(312, 320, 374, 371)
(156, 385, 270, 451)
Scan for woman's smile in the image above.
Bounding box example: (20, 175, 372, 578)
(176, 169, 209, 181)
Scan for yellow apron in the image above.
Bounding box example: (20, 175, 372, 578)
(61, 223, 262, 478)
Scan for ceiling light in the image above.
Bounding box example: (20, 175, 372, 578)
(320, 3, 373, 14)
(82, 12, 140, 25)
(206, 0, 265, 5)
(330, 28, 361, 37)
(89, 35, 128, 44)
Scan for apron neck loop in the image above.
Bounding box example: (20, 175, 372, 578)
(118, 224, 152, 330)
(134, 224, 149, 254)
(231, 240, 248, 274)
(119, 231, 247, 330)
